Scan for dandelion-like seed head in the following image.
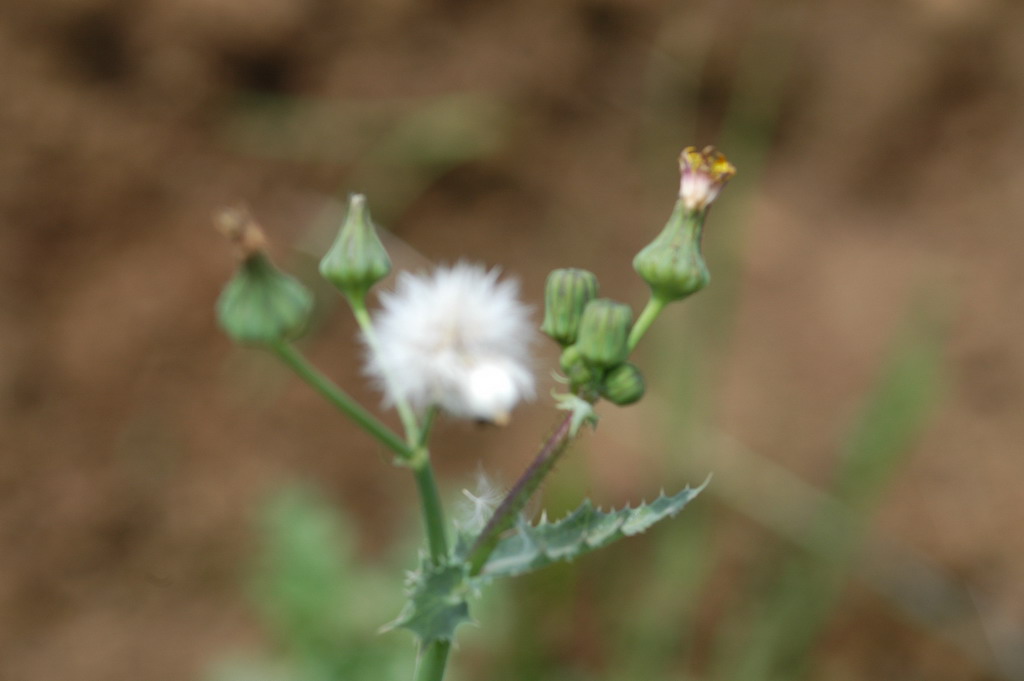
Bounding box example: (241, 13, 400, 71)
(678, 146, 736, 212)
(366, 263, 535, 424)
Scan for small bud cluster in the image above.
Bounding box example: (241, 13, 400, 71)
(541, 267, 640, 403)
(542, 273, 644, 406)
(540, 266, 643, 405)
(541, 145, 734, 407)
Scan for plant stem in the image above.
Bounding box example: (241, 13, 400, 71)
(415, 640, 451, 681)
(418, 406, 439, 448)
(410, 448, 449, 564)
(275, 306, 452, 679)
(410, 446, 451, 681)
(334, 298, 453, 681)
(628, 295, 667, 352)
(271, 342, 411, 460)
(349, 299, 422, 446)
(467, 410, 577, 575)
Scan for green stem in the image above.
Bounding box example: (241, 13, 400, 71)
(344, 299, 447, 559)
(349, 299, 422, 446)
(338, 299, 451, 681)
(418, 406, 439, 448)
(271, 342, 411, 460)
(415, 640, 451, 681)
(409, 427, 449, 681)
(274, 313, 451, 680)
(628, 295, 667, 351)
(411, 449, 450, 564)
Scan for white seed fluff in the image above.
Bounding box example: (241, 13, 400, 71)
(365, 263, 535, 423)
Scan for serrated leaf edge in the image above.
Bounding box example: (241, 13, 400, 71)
(476, 476, 710, 580)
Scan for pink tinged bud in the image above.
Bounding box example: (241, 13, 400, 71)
(678, 146, 736, 213)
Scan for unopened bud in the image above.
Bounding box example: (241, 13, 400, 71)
(319, 194, 392, 303)
(576, 299, 632, 368)
(559, 344, 595, 388)
(633, 201, 709, 302)
(600, 362, 645, 406)
(541, 268, 599, 346)
(217, 251, 313, 346)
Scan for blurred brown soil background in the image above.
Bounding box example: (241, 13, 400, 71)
(2, 0, 1024, 679)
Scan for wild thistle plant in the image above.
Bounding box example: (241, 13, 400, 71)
(216, 146, 735, 681)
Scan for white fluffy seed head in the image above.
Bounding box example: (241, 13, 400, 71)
(365, 262, 536, 423)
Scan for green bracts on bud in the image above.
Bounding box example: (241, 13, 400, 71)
(600, 362, 645, 406)
(319, 194, 392, 302)
(576, 299, 632, 368)
(217, 253, 314, 345)
(633, 200, 709, 302)
(541, 268, 599, 346)
(559, 344, 595, 388)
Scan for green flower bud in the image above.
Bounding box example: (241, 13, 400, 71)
(319, 194, 392, 302)
(633, 200, 709, 302)
(634, 147, 734, 303)
(600, 362, 645, 406)
(541, 268, 599, 346)
(217, 252, 314, 346)
(575, 299, 632, 368)
(559, 344, 595, 388)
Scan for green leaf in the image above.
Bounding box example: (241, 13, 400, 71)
(244, 485, 411, 680)
(251, 486, 351, 658)
(384, 562, 471, 644)
(476, 481, 708, 580)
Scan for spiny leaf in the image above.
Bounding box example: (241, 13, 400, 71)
(475, 480, 708, 580)
(383, 562, 471, 644)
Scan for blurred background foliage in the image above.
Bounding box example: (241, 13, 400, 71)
(2, 0, 1023, 680)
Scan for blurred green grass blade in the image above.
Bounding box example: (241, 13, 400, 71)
(713, 303, 946, 681)
(605, 501, 713, 680)
(836, 309, 945, 510)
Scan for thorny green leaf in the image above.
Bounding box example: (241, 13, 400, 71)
(475, 481, 708, 580)
(384, 561, 471, 645)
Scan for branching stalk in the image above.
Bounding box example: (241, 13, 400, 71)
(411, 448, 450, 565)
(350, 298, 423, 446)
(627, 295, 667, 352)
(271, 342, 411, 460)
